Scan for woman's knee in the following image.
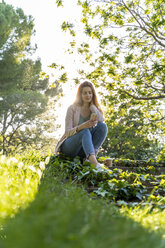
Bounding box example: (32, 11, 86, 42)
(79, 128, 91, 136)
(97, 122, 108, 134)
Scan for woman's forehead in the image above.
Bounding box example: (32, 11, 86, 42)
(82, 86, 92, 93)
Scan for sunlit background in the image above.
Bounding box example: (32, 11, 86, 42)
(3, 0, 84, 136)
(4, 0, 81, 69)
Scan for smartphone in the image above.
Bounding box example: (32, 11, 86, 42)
(90, 113, 97, 121)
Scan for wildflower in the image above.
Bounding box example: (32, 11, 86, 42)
(25, 178, 30, 185)
(37, 169, 42, 179)
(7, 157, 18, 166)
(10, 157, 18, 163)
(108, 170, 113, 174)
(28, 165, 36, 172)
(39, 161, 45, 170)
(18, 162, 24, 169)
(0, 155, 6, 164)
(45, 156, 50, 165)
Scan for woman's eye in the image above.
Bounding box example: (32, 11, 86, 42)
(83, 91, 92, 95)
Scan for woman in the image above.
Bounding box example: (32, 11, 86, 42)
(55, 81, 107, 169)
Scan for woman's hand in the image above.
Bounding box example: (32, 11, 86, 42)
(78, 120, 98, 131)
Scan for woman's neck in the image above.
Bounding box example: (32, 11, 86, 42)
(82, 102, 90, 108)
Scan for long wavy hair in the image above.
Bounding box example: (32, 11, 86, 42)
(74, 81, 103, 114)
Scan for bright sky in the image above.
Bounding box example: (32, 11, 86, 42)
(4, 0, 81, 71)
(4, 0, 82, 135)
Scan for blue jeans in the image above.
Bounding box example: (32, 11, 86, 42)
(61, 122, 107, 159)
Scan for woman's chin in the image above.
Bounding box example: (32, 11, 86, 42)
(82, 99, 92, 104)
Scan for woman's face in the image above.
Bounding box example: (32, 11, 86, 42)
(81, 86, 93, 104)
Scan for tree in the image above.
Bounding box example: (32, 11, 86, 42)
(76, 0, 165, 110)
(0, 2, 63, 154)
(101, 106, 161, 160)
(56, 0, 164, 159)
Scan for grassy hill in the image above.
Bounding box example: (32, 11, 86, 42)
(0, 151, 165, 248)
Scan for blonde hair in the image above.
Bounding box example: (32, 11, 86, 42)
(74, 81, 103, 114)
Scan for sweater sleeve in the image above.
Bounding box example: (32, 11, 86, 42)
(89, 105, 104, 122)
(65, 105, 78, 138)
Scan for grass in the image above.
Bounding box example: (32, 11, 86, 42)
(0, 153, 42, 220)
(0, 152, 165, 248)
(121, 205, 165, 238)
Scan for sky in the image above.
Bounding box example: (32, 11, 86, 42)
(3, 0, 82, 134)
(4, 0, 82, 72)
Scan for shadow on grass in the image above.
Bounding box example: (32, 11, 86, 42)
(0, 159, 165, 248)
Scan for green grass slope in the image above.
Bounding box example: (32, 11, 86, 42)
(0, 154, 165, 248)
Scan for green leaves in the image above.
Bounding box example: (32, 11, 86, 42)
(61, 21, 76, 36)
(49, 154, 165, 205)
(76, 0, 165, 101)
(0, 152, 42, 219)
(0, 3, 63, 154)
(125, 54, 134, 63)
(54, 0, 165, 160)
(60, 2, 163, 160)
(48, 62, 68, 83)
(56, 0, 64, 7)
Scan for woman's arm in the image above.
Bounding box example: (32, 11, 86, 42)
(65, 104, 104, 137)
(76, 119, 98, 133)
(89, 104, 104, 122)
(65, 105, 78, 137)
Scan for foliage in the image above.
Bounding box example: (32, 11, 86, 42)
(48, 154, 165, 204)
(56, 0, 165, 160)
(56, 0, 64, 7)
(0, 2, 63, 154)
(0, 89, 47, 153)
(99, 157, 165, 167)
(77, 0, 165, 99)
(157, 144, 165, 161)
(0, 152, 45, 220)
(121, 204, 165, 237)
(101, 116, 161, 159)
(1, 152, 165, 247)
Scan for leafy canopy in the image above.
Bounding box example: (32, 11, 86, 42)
(55, 0, 165, 159)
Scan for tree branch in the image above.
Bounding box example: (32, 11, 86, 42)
(8, 123, 23, 145)
(121, 0, 165, 48)
(146, 84, 165, 93)
(136, 4, 165, 41)
(132, 9, 165, 42)
(123, 91, 165, 100)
